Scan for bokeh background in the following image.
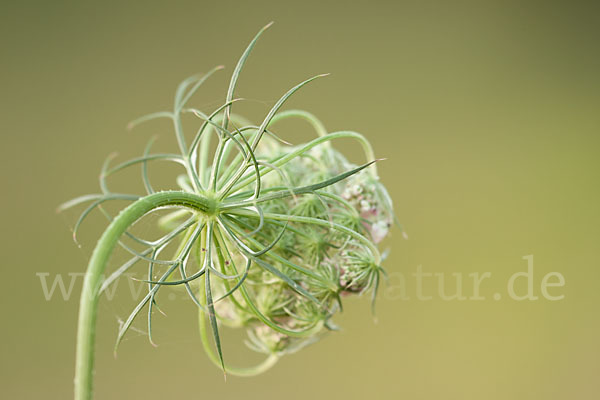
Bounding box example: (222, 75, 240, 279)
(1, 1, 599, 399)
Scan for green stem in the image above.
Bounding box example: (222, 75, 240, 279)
(197, 231, 280, 376)
(269, 109, 328, 141)
(74, 191, 213, 400)
(198, 295, 280, 376)
(222, 131, 378, 197)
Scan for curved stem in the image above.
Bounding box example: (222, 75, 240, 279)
(197, 232, 280, 376)
(269, 109, 328, 141)
(198, 297, 280, 376)
(74, 191, 213, 400)
(222, 131, 378, 197)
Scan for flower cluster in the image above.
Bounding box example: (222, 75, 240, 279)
(66, 24, 398, 390)
(206, 135, 395, 358)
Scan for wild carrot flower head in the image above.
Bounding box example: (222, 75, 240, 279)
(62, 23, 399, 375)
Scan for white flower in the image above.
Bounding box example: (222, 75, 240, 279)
(370, 220, 390, 243)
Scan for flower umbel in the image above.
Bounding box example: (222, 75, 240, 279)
(62, 23, 398, 400)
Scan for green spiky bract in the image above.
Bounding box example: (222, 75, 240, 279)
(62, 23, 396, 400)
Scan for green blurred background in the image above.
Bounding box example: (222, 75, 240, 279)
(1, 1, 599, 399)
